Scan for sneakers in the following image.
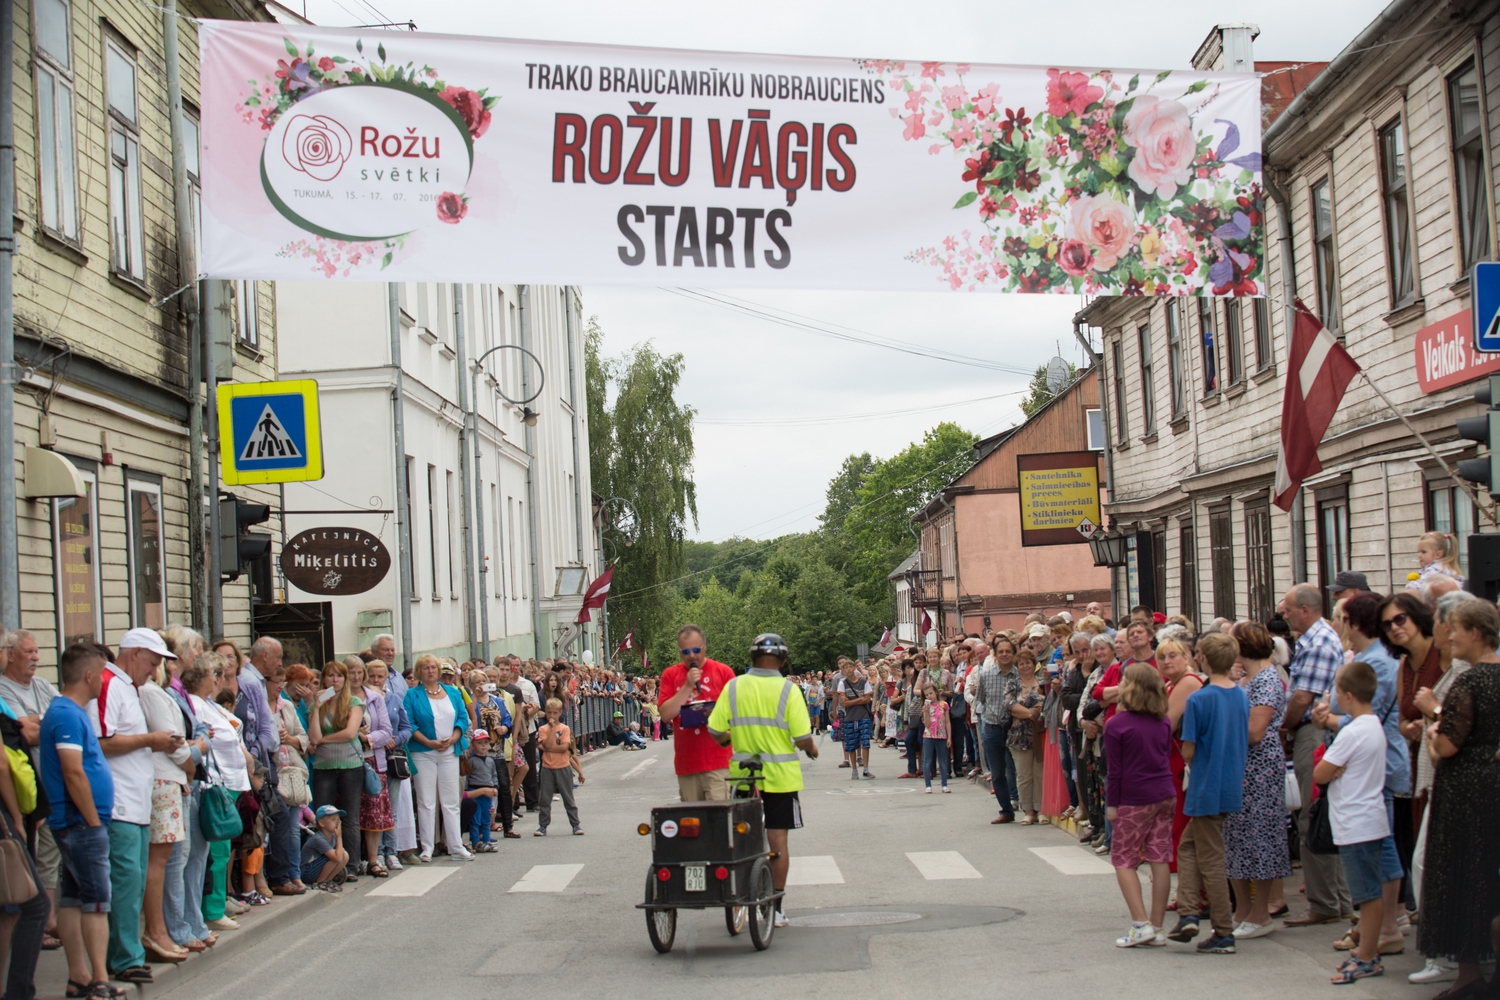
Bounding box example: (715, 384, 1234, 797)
(773, 910, 789, 928)
(386, 854, 403, 871)
(924, 787, 933, 794)
(851, 771, 860, 781)
(418, 853, 432, 863)
(1093, 841, 1111, 855)
(1166, 917, 1200, 943)
(1195, 934, 1236, 954)
(534, 828, 547, 837)
(1232, 921, 1274, 940)
(206, 917, 239, 931)
(1116, 923, 1160, 948)
(862, 769, 873, 778)
(452, 848, 474, 861)
(572, 827, 584, 836)
(1408, 959, 1459, 984)
(940, 786, 951, 793)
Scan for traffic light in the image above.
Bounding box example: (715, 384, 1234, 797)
(1456, 374, 1500, 494)
(218, 492, 271, 582)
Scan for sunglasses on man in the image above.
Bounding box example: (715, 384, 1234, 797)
(680, 647, 703, 656)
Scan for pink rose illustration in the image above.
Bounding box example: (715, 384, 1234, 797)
(1057, 239, 1095, 276)
(439, 86, 491, 139)
(281, 114, 352, 182)
(1068, 193, 1136, 270)
(1045, 69, 1102, 118)
(436, 192, 468, 224)
(1123, 95, 1196, 198)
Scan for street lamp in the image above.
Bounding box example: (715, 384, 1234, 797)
(468, 343, 546, 661)
(1088, 526, 1129, 568)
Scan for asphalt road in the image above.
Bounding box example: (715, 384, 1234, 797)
(147, 736, 1431, 999)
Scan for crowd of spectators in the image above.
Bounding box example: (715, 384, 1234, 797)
(0, 623, 653, 998)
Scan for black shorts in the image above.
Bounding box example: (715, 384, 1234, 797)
(760, 791, 802, 831)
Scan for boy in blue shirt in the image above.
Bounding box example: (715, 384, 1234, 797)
(1167, 632, 1250, 954)
(40, 644, 115, 995)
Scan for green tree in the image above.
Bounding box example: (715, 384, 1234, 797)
(586, 329, 697, 673)
(785, 559, 877, 670)
(677, 577, 757, 671)
(1019, 361, 1079, 418)
(819, 452, 875, 534)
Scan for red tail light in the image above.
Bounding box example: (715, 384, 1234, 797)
(715, 866, 729, 881)
(657, 868, 671, 881)
(680, 817, 701, 838)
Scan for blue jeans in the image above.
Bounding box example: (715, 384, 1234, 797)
(179, 788, 212, 941)
(621, 732, 647, 749)
(469, 794, 494, 845)
(980, 724, 1014, 818)
(921, 737, 950, 788)
(266, 793, 298, 886)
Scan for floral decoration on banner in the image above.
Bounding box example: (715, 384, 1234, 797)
(863, 61, 1264, 295)
(241, 36, 497, 275)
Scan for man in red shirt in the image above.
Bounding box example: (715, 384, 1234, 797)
(658, 624, 735, 801)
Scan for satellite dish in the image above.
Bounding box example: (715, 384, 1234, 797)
(1046, 356, 1069, 394)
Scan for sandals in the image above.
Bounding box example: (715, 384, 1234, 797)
(83, 984, 125, 999)
(1330, 956, 1383, 984)
(142, 938, 187, 963)
(111, 966, 154, 985)
(367, 862, 389, 877)
(313, 881, 343, 892)
(66, 981, 92, 998)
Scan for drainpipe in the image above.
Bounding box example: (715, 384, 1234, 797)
(388, 284, 415, 673)
(519, 286, 544, 656)
(470, 338, 491, 663)
(1078, 319, 1120, 617)
(163, 1, 205, 633)
(1264, 170, 1307, 582)
(564, 288, 587, 643)
(0, 0, 17, 630)
(453, 284, 477, 658)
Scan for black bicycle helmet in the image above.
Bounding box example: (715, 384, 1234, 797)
(749, 633, 788, 661)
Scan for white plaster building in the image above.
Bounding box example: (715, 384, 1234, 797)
(276, 281, 597, 662)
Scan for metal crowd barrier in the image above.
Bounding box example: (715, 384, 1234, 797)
(561, 693, 645, 750)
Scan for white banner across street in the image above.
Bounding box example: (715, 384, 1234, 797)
(198, 22, 1265, 295)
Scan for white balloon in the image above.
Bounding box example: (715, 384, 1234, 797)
(580, 649, 595, 664)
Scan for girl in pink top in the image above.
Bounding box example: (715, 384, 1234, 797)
(921, 682, 952, 794)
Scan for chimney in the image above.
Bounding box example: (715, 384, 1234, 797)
(1193, 22, 1260, 73)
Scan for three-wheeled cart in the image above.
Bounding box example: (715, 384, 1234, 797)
(635, 794, 782, 952)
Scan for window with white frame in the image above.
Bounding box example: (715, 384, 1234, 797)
(234, 281, 258, 348)
(54, 465, 101, 645)
(1166, 302, 1185, 418)
(1225, 300, 1244, 386)
(183, 111, 201, 270)
(1111, 340, 1128, 443)
(1312, 178, 1340, 333)
(1137, 325, 1156, 436)
(1448, 61, 1490, 273)
(126, 477, 166, 629)
(34, 0, 78, 242)
(1085, 408, 1104, 451)
(106, 36, 144, 282)
(1380, 118, 1416, 305)
(1253, 297, 1273, 371)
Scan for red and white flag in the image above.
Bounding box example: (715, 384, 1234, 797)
(574, 563, 615, 624)
(616, 623, 636, 652)
(1273, 300, 1361, 511)
(879, 625, 893, 647)
(919, 609, 933, 635)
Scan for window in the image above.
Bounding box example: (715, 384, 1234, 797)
(183, 111, 201, 266)
(1449, 62, 1490, 272)
(34, 0, 78, 242)
(446, 470, 458, 597)
(126, 478, 166, 629)
(1209, 506, 1235, 621)
(1151, 528, 1166, 616)
(234, 281, 258, 348)
(1245, 500, 1273, 623)
(1137, 325, 1156, 435)
(1380, 119, 1416, 305)
(106, 37, 144, 281)
(1198, 299, 1218, 394)
(1179, 523, 1198, 627)
(1111, 340, 1128, 443)
(518, 500, 527, 598)
(404, 457, 416, 596)
(492, 483, 503, 597)
(1253, 297, 1273, 370)
(1316, 487, 1351, 614)
(426, 464, 440, 599)
(1166, 302, 1186, 417)
(1311, 178, 1340, 332)
(1427, 479, 1477, 577)
(1085, 408, 1104, 450)
(1225, 300, 1244, 385)
(53, 465, 101, 645)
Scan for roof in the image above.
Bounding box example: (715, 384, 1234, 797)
(1257, 61, 1328, 130)
(888, 549, 920, 581)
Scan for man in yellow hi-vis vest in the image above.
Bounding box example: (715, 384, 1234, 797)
(708, 633, 818, 928)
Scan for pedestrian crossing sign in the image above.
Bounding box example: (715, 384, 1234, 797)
(216, 379, 324, 485)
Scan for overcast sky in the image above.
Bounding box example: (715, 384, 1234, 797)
(295, 0, 1388, 542)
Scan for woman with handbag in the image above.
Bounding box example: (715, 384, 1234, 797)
(365, 661, 415, 871)
(344, 660, 392, 878)
(402, 655, 472, 863)
(266, 664, 310, 894)
(1004, 649, 1048, 825)
(1222, 622, 1292, 940)
(184, 657, 251, 933)
(308, 663, 365, 881)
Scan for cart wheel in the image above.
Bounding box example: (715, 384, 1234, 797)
(725, 904, 748, 936)
(645, 874, 676, 954)
(747, 858, 775, 951)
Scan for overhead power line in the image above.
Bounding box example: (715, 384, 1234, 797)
(697, 389, 1025, 426)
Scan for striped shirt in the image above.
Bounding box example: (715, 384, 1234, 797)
(1289, 617, 1344, 723)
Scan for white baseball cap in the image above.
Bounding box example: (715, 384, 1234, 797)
(118, 627, 177, 659)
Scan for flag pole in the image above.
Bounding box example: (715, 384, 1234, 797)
(1356, 370, 1498, 527)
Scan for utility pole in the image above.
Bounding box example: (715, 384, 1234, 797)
(453, 284, 478, 658)
(520, 286, 544, 656)
(388, 285, 415, 673)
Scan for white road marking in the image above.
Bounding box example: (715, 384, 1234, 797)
(1029, 845, 1117, 875)
(508, 863, 585, 893)
(365, 867, 457, 897)
(619, 756, 659, 780)
(786, 855, 844, 885)
(906, 851, 982, 880)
